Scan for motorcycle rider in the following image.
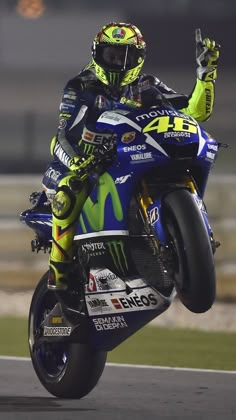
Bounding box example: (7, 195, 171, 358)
(42, 22, 220, 291)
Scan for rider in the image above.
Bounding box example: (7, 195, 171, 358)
(42, 22, 220, 291)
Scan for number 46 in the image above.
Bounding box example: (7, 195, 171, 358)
(142, 116, 198, 134)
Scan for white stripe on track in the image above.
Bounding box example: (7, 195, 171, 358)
(0, 356, 31, 361)
(107, 362, 236, 375)
(0, 356, 236, 375)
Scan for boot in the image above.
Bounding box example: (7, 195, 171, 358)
(48, 260, 71, 291)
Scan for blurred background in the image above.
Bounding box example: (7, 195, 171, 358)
(0, 0, 235, 304)
(0, 0, 235, 173)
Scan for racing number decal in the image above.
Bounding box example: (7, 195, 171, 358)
(142, 116, 198, 135)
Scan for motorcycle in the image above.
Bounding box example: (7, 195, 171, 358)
(20, 102, 222, 399)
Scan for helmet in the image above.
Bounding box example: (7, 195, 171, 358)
(90, 22, 146, 88)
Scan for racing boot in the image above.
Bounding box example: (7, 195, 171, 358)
(48, 260, 71, 291)
(47, 174, 90, 291)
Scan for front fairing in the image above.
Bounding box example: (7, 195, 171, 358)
(97, 106, 219, 166)
(20, 105, 218, 241)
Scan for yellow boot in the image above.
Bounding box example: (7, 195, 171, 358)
(48, 260, 70, 290)
(47, 174, 90, 291)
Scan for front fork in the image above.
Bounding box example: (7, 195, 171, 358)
(136, 179, 219, 253)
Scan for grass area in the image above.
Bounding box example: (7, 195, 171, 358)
(108, 326, 236, 371)
(0, 317, 29, 357)
(1, 317, 236, 371)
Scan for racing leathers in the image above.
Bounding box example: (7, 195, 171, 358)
(42, 67, 216, 290)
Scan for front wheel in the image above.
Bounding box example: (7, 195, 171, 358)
(28, 272, 107, 398)
(163, 189, 216, 313)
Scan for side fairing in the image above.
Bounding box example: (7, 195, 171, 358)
(76, 169, 136, 237)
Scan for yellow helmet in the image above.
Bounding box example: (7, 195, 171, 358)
(90, 22, 146, 88)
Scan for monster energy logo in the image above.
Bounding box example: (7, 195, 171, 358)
(107, 240, 128, 275)
(78, 139, 96, 155)
(109, 72, 120, 86)
(83, 143, 96, 154)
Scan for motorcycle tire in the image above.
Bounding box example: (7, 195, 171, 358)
(28, 272, 107, 399)
(163, 188, 216, 313)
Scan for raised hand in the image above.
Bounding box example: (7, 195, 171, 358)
(195, 28, 221, 81)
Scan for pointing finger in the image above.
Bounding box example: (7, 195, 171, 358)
(195, 28, 202, 44)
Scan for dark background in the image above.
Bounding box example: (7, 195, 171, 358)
(1, 0, 235, 173)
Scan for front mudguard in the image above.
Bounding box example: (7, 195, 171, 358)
(147, 188, 213, 246)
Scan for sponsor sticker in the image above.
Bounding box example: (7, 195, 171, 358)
(99, 112, 122, 122)
(149, 207, 159, 224)
(206, 151, 215, 161)
(115, 175, 132, 184)
(164, 131, 190, 139)
(86, 293, 113, 314)
(82, 242, 106, 257)
(43, 327, 72, 336)
(51, 317, 63, 324)
(59, 102, 75, 113)
(82, 128, 112, 145)
(86, 288, 159, 315)
(207, 144, 218, 151)
(92, 315, 128, 331)
(136, 109, 194, 122)
(121, 131, 136, 144)
(87, 273, 98, 292)
(130, 152, 153, 163)
(88, 298, 110, 310)
(123, 144, 146, 152)
(58, 119, 67, 129)
(86, 269, 124, 294)
(64, 93, 77, 100)
(111, 298, 123, 310)
(45, 168, 61, 182)
(111, 293, 158, 311)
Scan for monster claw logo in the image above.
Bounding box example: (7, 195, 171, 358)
(82, 143, 96, 154)
(107, 240, 128, 275)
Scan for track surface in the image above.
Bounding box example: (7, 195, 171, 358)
(0, 358, 235, 419)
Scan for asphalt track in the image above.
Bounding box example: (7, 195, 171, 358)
(0, 357, 235, 419)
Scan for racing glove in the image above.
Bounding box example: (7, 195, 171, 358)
(69, 155, 97, 181)
(195, 28, 221, 82)
(69, 138, 117, 181)
(93, 135, 117, 160)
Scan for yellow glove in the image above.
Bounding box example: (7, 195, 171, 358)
(69, 155, 97, 181)
(195, 28, 221, 82)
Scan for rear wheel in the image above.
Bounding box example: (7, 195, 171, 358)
(163, 189, 216, 313)
(28, 272, 107, 398)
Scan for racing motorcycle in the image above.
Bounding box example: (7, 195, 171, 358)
(20, 102, 222, 399)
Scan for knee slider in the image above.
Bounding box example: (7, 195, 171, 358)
(52, 186, 76, 220)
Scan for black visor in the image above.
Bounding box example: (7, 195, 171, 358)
(94, 44, 144, 71)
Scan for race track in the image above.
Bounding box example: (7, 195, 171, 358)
(0, 357, 235, 419)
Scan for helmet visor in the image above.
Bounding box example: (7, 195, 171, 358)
(95, 44, 143, 72)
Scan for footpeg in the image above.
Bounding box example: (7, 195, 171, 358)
(211, 237, 221, 254)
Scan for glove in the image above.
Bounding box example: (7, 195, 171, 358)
(195, 28, 221, 82)
(69, 155, 97, 181)
(93, 137, 116, 161)
(69, 135, 116, 180)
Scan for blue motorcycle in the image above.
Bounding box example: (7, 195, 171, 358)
(20, 103, 221, 398)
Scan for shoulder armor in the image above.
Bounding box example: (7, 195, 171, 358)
(139, 73, 160, 86)
(65, 69, 97, 93)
